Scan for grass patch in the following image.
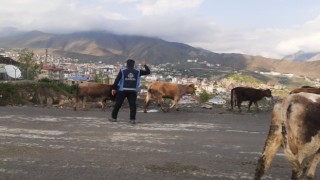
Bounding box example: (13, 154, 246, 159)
(224, 73, 263, 85)
(0, 81, 74, 106)
(0, 83, 22, 106)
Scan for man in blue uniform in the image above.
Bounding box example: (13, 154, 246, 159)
(109, 59, 151, 124)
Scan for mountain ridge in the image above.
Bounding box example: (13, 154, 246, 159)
(0, 30, 320, 78)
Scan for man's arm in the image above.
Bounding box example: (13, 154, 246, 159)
(139, 60, 150, 76)
(112, 70, 122, 90)
(140, 65, 150, 76)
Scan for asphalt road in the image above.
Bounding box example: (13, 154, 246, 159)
(0, 105, 307, 180)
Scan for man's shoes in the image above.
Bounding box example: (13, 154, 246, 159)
(129, 120, 136, 124)
(108, 118, 117, 122)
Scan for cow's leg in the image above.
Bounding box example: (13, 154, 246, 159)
(100, 97, 107, 111)
(168, 100, 177, 111)
(255, 125, 282, 179)
(73, 97, 78, 111)
(144, 92, 152, 113)
(102, 100, 107, 111)
(82, 96, 87, 110)
(286, 146, 304, 177)
(291, 150, 317, 180)
(306, 151, 320, 180)
(290, 156, 313, 180)
(254, 101, 260, 112)
(236, 100, 242, 112)
(74, 96, 84, 111)
(247, 101, 252, 112)
(98, 100, 103, 110)
(156, 96, 166, 112)
(233, 98, 237, 110)
(255, 104, 282, 180)
(285, 145, 301, 179)
(169, 98, 180, 111)
(230, 90, 235, 110)
(291, 166, 300, 180)
(291, 154, 318, 179)
(174, 100, 180, 111)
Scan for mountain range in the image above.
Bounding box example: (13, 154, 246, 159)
(282, 50, 320, 62)
(0, 30, 320, 78)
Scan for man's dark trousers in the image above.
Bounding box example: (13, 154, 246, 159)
(112, 91, 137, 120)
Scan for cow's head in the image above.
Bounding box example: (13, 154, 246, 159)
(264, 89, 273, 98)
(186, 84, 196, 94)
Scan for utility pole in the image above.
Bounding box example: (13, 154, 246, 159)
(45, 48, 48, 66)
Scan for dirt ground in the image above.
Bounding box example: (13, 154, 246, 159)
(0, 104, 317, 180)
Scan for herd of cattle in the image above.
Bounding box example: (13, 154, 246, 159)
(71, 81, 320, 179)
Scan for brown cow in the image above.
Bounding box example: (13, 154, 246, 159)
(255, 92, 320, 180)
(143, 82, 196, 113)
(73, 82, 114, 111)
(290, 87, 320, 95)
(230, 87, 272, 112)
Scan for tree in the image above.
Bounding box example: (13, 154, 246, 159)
(94, 73, 103, 83)
(17, 48, 41, 80)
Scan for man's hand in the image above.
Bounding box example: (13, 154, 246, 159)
(112, 89, 117, 96)
(141, 60, 147, 66)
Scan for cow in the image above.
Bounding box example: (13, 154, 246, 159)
(143, 82, 196, 113)
(301, 86, 315, 88)
(230, 87, 272, 112)
(255, 92, 320, 180)
(73, 82, 114, 111)
(290, 87, 320, 95)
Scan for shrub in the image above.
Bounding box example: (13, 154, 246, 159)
(38, 78, 53, 83)
(38, 79, 77, 96)
(199, 90, 211, 103)
(57, 83, 78, 95)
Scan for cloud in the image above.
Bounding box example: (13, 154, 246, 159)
(0, 0, 127, 32)
(101, 0, 139, 3)
(276, 34, 320, 55)
(0, 0, 64, 13)
(1, 0, 320, 59)
(274, 15, 320, 57)
(109, 15, 219, 41)
(0, 0, 66, 28)
(136, 0, 203, 16)
(184, 14, 320, 59)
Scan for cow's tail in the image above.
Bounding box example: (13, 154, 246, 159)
(147, 83, 155, 94)
(230, 89, 234, 110)
(280, 95, 292, 148)
(110, 87, 116, 101)
(144, 83, 154, 113)
(76, 84, 79, 98)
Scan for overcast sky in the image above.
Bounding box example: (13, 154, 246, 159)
(1, 0, 320, 59)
